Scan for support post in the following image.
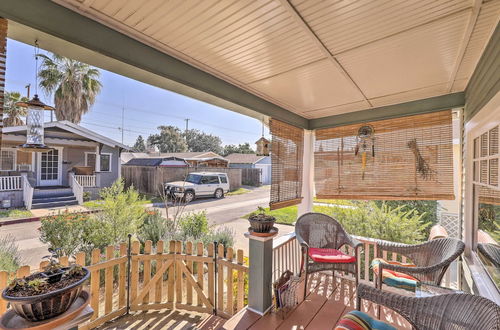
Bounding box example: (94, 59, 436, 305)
(0, 18, 7, 149)
(245, 230, 278, 315)
(298, 130, 315, 216)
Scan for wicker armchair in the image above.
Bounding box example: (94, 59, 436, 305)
(374, 238, 464, 289)
(295, 212, 362, 299)
(356, 283, 500, 330)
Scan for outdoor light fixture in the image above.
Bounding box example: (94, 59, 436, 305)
(16, 40, 54, 152)
(16, 94, 55, 152)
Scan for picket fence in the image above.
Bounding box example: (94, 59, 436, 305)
(0, 240, 248, 329)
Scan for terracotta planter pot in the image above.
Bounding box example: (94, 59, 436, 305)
(1, 267, 90, 322)
(248, 215, 276, 233)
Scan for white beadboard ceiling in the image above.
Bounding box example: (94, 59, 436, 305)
(53, 0, 500, 119)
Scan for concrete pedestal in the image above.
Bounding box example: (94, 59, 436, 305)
(245, 230, 278, 315)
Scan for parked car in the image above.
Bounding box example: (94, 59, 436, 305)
(164, 172, 229, 202)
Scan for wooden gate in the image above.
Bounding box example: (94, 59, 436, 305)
(129, 240, 247, 319)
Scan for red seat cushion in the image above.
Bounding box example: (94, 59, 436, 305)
(308, 248, 356, 263)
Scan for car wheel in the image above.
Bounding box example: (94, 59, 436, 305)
(214, 188, 224, 199)
(184, 190, 195, 203)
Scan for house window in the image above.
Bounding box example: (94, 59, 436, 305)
(100, 153, 111, 172)
(85, 152, 96, 169)
(0, 149, 16, 171)
(472, 125, 499, 290)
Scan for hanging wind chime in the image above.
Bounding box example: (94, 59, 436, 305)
(354, 125, 375, 180)
(16, 40, 55, 152)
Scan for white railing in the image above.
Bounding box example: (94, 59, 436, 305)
(272, 231, 458, 289)
(74, 175, 96, 187)
(0, 176, 22, 191)
(21, 174, 34, 210)
(69, 173, 84, 204)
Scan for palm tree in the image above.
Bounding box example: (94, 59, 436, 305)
(3, 91, 28, 126)
(37, 53, 102, 123)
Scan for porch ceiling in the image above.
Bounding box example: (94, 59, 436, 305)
(0, 0, 498, 129)
(50, 0, 499, 120)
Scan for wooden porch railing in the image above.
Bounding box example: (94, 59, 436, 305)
(75, 175, 96, 187)
(0, 176, 22, 191)
(69, 173, 84, 204)
(0, 240, 248, 329)
(272, 232, 457, 289)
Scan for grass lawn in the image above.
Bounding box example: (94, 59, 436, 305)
(226, 188, 251, 196)
(0, 208, 33, 219)
(244, 206, 298, 225)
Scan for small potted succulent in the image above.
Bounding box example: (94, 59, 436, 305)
(2, 251, 89, 322)
(248, 207, 276, 233)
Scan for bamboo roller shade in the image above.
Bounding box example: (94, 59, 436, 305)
(315, 110, 455, 200)
(270, 119, 304, 210)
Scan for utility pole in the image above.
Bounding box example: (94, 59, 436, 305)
(121, 107, 125, 144)
(185, 118, 190, 133)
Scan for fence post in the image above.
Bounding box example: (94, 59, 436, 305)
(126, 234, 132, 315)
(213, 241, 218, 315)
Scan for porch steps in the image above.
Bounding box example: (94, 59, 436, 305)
(31, 188, 78, 209)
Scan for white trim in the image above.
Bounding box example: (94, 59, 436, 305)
(0, 148, 17, 171)
(99, 153, 112, 172)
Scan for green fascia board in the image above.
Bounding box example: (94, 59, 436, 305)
(309, 92, 465, 129)
(464, 22, 500, 122)
(0, 0, 308, 129)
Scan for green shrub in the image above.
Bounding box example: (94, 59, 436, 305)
(95, 179, 146, 245)
(139, 210, 170, 246)
(179, 211, 209, 240)
(83, 191, 92, 202)
(39, 211, 88, 256)
(203, 226, 235, 250)
(0, 235, 22, 272)
(315, 201, 430, 244)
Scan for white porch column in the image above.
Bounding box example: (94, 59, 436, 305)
(298, 129, 315, 216)
(95, 145, 100, 172)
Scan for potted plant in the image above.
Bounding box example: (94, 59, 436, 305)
(2, 259, 89, 322)
(248, 207, 276, 233)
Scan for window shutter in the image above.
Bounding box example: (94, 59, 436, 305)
(270, 119, 304, 210)
(315, 110, 455, 200)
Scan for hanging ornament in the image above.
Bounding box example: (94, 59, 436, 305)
(16, 40, 54, 152)
(355, 125, 375, 180)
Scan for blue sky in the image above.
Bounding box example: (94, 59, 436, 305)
(5, 39, 269, 147)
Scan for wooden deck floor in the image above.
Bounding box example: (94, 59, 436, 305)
(217, 273, 411, 330)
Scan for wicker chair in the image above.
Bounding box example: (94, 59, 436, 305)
(356, 283, 500, 330)
(295, 212, 362, 299)
(374, 238, 465, 289)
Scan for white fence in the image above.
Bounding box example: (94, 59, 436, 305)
(75, 175, 96, 187)
(0, 176, 22, 191)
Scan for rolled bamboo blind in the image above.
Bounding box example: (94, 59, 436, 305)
(314, 110, 455, 200)
(269, 119, 304, 210)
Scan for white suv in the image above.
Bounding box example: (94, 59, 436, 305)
(164, 172, 230, 203)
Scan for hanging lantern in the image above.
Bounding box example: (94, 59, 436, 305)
(16, 94, 55, 152)
(16, 40, 55, 152)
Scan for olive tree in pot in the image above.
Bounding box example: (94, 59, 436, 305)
(248, 207, 276, 233)
(1, 252, 89, 322)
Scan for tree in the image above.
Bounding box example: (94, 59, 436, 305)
(147, 125, 187, 153)
(184, 129, 223, 154)
(223, 143, 255, 156)
(3, 91, 28, 126)
(133, 135, 146, 152)
(38, 53, 102, 123)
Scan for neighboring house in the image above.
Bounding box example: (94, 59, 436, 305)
(226, 153, 271, 185)
(121, 151, 229, 167)
(0, 121, 129, 209)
